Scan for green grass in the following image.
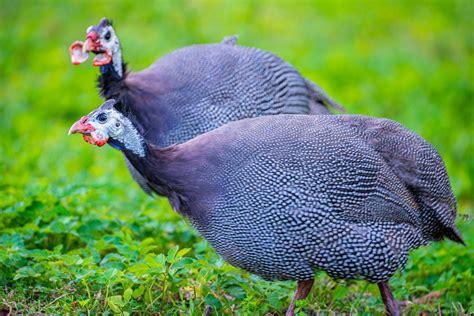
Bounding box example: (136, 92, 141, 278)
(1, 0, 473, 314)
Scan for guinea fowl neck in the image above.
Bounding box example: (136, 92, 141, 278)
(99, 63, 120, 77)
(97, 41, 126, 99)
(100, 46, 123, 78)
(98, 62, 127, 100)
(121, 141, 197, 215)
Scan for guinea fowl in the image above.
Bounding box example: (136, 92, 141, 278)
(69, 99, 464, 316)
(69, 17, 344, 194)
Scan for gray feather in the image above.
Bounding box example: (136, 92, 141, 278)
(304, 79, 345, 113)
(123, 43, 344, 148)
(124, 114, 461, 283)
(221, 35, 239, 45)
(339, 116, 463, 243)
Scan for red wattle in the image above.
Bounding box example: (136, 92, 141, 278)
(69, 41, 89, 65)
(92, 49, 113, 66)
(83, 134, 95, 144)
(94, 138, 109, 147)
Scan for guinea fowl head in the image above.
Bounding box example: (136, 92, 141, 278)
(69, 99, 145, 156)
(69, 18, 123, 76)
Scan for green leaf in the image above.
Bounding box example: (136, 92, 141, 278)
(123, 288, 133, 303)
(107, 295, 128, 313)
(333, 285, 349, 299)
(167, 246, 179, 262)
(133, 286, 145, 299)
(172, 257, 194, 269)
(78, 299, 89, 307)
(128, 263, 150, 274)
(225, 285, 246, 300)
(145, 287, 153, 304)
(176, 248, 191, 258)
(108, 295, 124, 307)
(204, 294, 222, 309)
(107, 297, 121, 313)
(267, 292, 283, 309)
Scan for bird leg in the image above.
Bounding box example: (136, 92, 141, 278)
(286, 279, 314, 316)
(378, 282, 400, 316)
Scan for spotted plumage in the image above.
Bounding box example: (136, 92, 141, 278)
(70, 102, 463, 316)
(101, 40, 342, 147)
(71, 18, 344, 195)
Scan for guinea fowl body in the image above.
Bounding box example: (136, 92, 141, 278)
(70, 105, 463, 314)
(121, 114, 462, 282)
(100, 42, 337, 148)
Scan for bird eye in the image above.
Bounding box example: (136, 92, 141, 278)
(115, 122, 121, 128)
(97, 113, 108, 123)
(104, 31, 111, 41)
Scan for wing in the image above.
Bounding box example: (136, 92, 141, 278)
(126, 43, 345, 147)
(203, 115, 421, 228)
(339, 115, 463, 243)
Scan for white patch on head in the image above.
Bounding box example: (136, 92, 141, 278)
(89, 108, 145, 157)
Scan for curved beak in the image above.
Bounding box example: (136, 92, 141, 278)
(68, 116, 94, 135)
(82, 37, 94, 53)
(68, 116, 109, 147)
(83, 31, 99, 53)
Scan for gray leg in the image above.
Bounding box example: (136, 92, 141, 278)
(378, 282, 400, 316)
(285, 279, 314, 316)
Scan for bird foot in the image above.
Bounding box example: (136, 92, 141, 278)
(398, 300, 412, 308)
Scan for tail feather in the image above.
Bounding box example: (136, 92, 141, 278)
(304, 79, 345, 113)
(446, 226, 466, 246)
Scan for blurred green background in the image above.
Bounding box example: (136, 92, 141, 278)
(1, 0, 473, 314)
